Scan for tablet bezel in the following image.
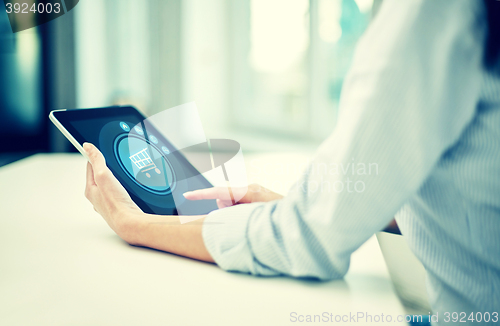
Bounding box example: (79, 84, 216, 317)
(50, 106, 143, 159)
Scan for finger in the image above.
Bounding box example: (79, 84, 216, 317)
(83, 143, 113, 185)
(216, 198, 233, 209)
(84, 143, 106, 169)
(85, 162, 97, 201)
(86, 161, 96, 187)
(183, 187, 233, 201)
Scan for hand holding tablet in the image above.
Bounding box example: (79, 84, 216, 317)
(50, 106, 219, 216)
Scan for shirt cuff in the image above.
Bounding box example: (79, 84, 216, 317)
(202, 203, 278, 275)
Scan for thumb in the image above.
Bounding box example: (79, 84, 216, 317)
(83, 143, 110, 183)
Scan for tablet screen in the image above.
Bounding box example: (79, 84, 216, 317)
(53, 106, 218, 216)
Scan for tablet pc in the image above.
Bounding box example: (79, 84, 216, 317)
(49, 106, 218, 216)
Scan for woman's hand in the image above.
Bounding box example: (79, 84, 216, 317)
(183, 183, 283, 208)
(84, 143, 143, 243)
(83, 143, 213, 262)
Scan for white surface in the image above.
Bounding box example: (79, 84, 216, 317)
(0, 154, 406, 325)
(377, 232, 430, 314)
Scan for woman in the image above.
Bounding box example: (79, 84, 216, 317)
(84, 0, 500, 323)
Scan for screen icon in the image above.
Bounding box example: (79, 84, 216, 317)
(161, 146, 170, 154)
(134, 125, 144, 135)
(129, 148, 162, 179)
(149, 135, 158, 144)
(120, 122, 130, 132)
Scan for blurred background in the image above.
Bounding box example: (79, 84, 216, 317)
(0, 0, 381, 167)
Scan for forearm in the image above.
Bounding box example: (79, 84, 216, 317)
(118, 211, 214, 263)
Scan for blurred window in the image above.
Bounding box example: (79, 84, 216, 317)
(74, 0, 373, 144)
(0, 3, 45, 152)
(230, 0, 372, 139)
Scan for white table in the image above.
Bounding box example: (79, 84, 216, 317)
(0, 154, 406, 325)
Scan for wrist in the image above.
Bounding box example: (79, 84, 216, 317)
(113, 208, 144, 245)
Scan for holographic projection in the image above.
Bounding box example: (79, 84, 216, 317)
(99, 103, 248, 223)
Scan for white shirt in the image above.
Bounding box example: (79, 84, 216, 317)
(203, 0, 500, 322)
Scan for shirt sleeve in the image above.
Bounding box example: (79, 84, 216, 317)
(202, 0, 486, 280)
